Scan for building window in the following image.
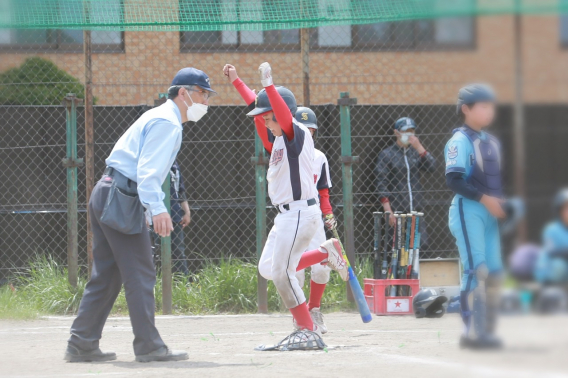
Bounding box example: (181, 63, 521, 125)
(0, 0, 124, 53)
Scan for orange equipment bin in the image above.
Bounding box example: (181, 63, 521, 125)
(364, 278, 420, 316)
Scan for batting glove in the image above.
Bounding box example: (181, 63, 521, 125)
(324, 214, 337, 230)
(258, 62, 273, 87)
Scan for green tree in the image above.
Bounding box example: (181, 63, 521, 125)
(0, 57, 87, 105)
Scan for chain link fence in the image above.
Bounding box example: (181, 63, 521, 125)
(0, 12, 567, 290)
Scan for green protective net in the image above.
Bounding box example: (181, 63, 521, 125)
(1, 0, 568, 31)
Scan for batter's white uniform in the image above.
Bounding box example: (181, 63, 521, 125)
(296, 149, 333, 288)
(258, 120, 321, 308)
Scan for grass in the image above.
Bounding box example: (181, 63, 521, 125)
(0, 254, 374, 320)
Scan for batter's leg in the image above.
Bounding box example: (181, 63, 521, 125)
(258, 225, 277, 281)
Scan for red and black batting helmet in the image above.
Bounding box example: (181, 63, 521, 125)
(246, 86, 297, 117)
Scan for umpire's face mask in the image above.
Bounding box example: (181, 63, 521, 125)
(183, 91, 208, 122)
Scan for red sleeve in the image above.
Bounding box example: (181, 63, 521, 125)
(232, 78, 256, 106)
(318, 188, 333, 215)
(264, 85, 294, 140)
(254, 116, 272, 154)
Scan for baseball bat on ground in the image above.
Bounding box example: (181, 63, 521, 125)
(373, 212, 383, 279)
(331, 229, 373, 323)
(410, 212, 424, 280)
(380, 212, 391, 279)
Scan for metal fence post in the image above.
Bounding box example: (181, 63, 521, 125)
(252, 134, 268, 313)
(62, 93, 83, 287)
(161, 174, 172, 314)
(338, 92, 358, 302)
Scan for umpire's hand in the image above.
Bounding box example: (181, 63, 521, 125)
(153, 212, 174, 237)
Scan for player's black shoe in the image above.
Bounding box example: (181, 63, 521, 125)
(135, 346, 188, 362)
(459, 334, 503, 350)
(64, 344, 116, 362)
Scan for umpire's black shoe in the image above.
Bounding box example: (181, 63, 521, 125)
(459, 334, 503, 350)
(64, 344, 117, 362)
(135, 346, 188, 363)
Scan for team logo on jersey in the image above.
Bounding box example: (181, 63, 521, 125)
(446, 159, 457, 166)
(270, 148, 284, 165)
(301, 112, 309, 121)
(448, 145, 458, 159)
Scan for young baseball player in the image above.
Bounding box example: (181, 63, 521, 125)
(445, 84, 505, 350)
(223, 63, 348, 342)
(293, 107, 336, 334)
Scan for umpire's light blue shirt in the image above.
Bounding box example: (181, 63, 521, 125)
(105, 99, 183, 217)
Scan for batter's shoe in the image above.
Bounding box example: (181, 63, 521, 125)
(459, 334, 503, 350)
(135, 346, 189, 362)
(319, 239, 349, 281)
(310, 307, 328, 334)
(64, 344, 116, 362)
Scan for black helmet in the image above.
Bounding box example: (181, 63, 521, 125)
(246, 86, 297, 117)
(394, 117, 416, 132)
(413, 289, 448, 318)
(553, 188, 568, 215)
(456, 83, 496, 115)
(295, 107, 317, 129)
(500, 197, 525, 235)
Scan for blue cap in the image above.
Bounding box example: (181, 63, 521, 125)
(394, 117, 416, 131)
(171, 67, 216, 95)
(456, 83, 495, 115)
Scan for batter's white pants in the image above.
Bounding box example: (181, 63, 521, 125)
(258, 205, 321, 308)
(295, 218, 331, 288)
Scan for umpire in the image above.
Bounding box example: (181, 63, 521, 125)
(65, 68, 216, 363)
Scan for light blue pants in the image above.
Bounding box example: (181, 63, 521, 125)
(449, 196, 502, 292)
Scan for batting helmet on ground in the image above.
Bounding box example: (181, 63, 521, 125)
(246, 86, 297, 117)
(456, 83, 496, 115)
(295, 107, 317, 129)
(413, 289, 448, 318)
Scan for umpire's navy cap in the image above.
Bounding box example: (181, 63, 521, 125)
(171, 67, 217, 95)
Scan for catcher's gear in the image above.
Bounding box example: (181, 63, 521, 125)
(394, 117, 416, 132)
(295, 107, 317, 129)
(258, 62, 273, 87)
(255, 328, 326, 351)
(319, 238, 349, 281)
(324, 214, 337, 230)
(500, 197, 525, 235)
(413, 288, 448, 318)
(456, 83, 496, 115)
(246, 86, 297, 117)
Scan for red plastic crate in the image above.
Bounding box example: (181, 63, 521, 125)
(364, 278, 420, 316)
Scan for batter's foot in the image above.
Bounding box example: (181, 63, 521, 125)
(319, 239, 349, 281)
(310, 307, 328, 334)
(64, 344, 116, 362)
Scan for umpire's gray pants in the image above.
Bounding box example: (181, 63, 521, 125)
(68, 177, 166, 355)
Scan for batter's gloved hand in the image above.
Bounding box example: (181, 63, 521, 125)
(324, 214, 337, 230)
(258, 62, 273, 87)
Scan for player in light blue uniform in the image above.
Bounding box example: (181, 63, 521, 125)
(444, 84, 506, 350)
(535, 189, 568, 284)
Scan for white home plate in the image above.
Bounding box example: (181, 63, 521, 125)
(386, 298, 409, 312)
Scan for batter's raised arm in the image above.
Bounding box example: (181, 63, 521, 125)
(258, 62, 294, 141)
(224, 63, 273, 153)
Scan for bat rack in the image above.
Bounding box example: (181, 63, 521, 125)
(364, 278, 420, 316)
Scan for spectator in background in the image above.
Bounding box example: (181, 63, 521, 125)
(375, 117, 436, 242)
(154, 161, 191, 275)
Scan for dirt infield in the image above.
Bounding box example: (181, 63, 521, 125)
(0, 312, 567, 378)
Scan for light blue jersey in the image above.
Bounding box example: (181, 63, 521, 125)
(535, 221, 568, 283)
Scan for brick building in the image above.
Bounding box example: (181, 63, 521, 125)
(1, 14, 568, 106)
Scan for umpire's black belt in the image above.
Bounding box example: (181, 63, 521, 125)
(103, 166, 137, 193)
(277, 198, 317, 213)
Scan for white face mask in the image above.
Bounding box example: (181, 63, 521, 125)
(183, 91, 208, 122)
(400, 132, 413, 146)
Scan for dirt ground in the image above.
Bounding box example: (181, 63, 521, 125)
(0, 312, 567, 378)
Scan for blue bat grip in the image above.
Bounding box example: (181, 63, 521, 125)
(348, 267, 373, 323)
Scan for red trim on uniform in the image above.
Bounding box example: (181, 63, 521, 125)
(265, 85, 294, 140)
(289, 302, 313, 330)
(232, 78, 273, 154)
(318, 188, 332, 215)
(296, 249, 328, 272)
(308, 281, 326, 311)
(380, 197, 390, 204)
(232, 78, 257, 105)
(420, 150, 429, 158)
